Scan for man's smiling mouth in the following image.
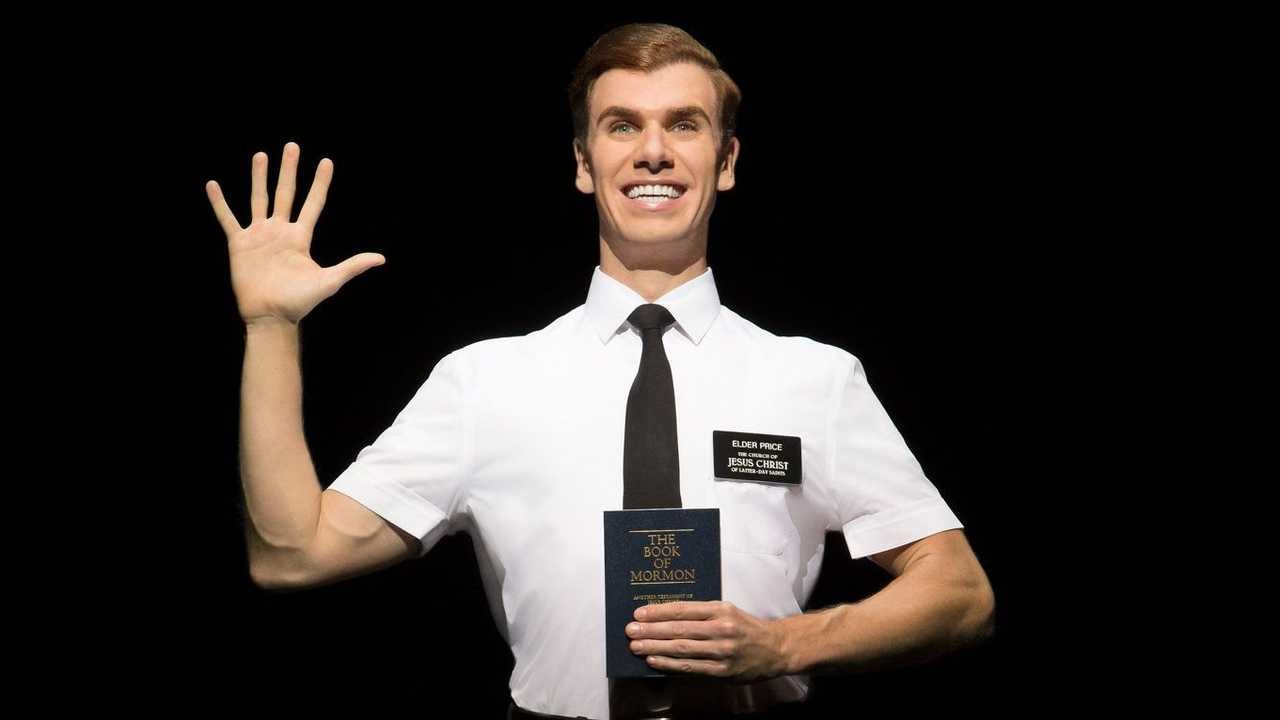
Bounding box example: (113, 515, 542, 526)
(621, 182, 687, 200)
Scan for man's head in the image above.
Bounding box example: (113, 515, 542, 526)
(568, 24, 741, 255)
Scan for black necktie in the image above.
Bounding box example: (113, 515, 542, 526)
(614, 303, 681, 719)
(623, 304, 682, 509)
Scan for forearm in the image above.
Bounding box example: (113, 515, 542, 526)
(240, 319, 323, 584)
(776, 554, 995, 675)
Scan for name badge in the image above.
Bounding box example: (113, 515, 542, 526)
(712, 430, 802, 485)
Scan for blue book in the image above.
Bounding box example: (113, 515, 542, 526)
(603, 508, 721, 678)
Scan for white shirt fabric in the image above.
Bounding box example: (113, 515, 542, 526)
(327, 265, 964, 718)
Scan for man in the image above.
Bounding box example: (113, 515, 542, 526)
(207, 22, 995, 720)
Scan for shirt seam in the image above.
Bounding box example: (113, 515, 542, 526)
(332, 463, 450, 539)
(825, 351, 855, 530)
(841, 496, 947, 535)
(462, 350, 475, 520)
(447, 348, 474, 524)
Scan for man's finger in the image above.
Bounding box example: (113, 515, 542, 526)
(644, 655, 728, 677)
(627, 619, 721, 641)
(635, 601, 721, 622)
(250, 151, 269, 222)
(297, 158, 333, 232)
(320, 252, 386, 298)
(273, 142, 300, 221)
(205, 181, 242, 237)
(631, 638, 730, 660)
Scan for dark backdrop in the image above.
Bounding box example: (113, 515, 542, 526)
(128, 10, 1120, 716)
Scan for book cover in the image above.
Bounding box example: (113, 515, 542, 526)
(603, 507, 721, 678)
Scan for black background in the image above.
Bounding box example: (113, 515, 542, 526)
(116, 9, 1145, 716)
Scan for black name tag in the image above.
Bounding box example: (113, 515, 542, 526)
(712, 430, 802, 485)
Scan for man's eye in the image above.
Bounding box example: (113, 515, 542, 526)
(609, 121, 699, 134)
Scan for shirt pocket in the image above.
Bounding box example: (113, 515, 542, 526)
(711, 475, 800, 557)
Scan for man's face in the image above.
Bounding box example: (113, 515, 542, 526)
(574, 62, 739, 249)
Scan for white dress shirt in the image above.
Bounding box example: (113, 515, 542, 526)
(327, 265, 964, 718)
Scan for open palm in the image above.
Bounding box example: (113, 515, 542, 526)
(206, 142, 384, 326)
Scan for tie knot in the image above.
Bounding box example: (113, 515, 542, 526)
(628, 304, 676, 333)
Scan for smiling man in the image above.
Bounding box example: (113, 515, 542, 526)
(573, 59, 738, 300)
(216, 22, 994, 720)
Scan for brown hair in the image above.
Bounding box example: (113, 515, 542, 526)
(568, 23, 742, 170)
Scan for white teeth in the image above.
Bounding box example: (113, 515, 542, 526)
(626, 184, 684, 199)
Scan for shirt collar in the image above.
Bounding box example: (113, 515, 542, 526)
(584, 264, 722, 346)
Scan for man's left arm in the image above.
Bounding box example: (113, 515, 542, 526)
(627, 528, 995, 680)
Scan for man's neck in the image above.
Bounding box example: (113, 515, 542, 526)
(598, 235, 708, 302)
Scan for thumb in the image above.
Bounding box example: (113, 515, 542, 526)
(323, 252, 386, 296)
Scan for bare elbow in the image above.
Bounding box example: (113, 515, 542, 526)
(247, 544, 316, 592)
(967, 584, 997, 645)
(249, 560, 293, 591)
(248, 560, 270, 589)
(249, 561, 317, 593)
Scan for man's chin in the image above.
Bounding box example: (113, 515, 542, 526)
(611, 229, 693, 246)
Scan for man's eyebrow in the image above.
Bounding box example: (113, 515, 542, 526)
(596, 105, 713, 127)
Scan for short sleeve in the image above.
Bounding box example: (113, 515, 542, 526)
(826, 352, 963, 559)
(326, 349, 471, 558)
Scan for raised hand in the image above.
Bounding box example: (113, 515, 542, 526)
(206, 141, 384, 327)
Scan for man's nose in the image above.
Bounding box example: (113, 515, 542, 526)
(634, 126, 674, 173)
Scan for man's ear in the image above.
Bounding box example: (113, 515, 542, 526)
(717, 135, 740, 192)
(574, 139, 595, 194)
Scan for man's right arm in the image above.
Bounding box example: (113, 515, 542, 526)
(206, 141, 407, 590)
(239, 320, 419, 591)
